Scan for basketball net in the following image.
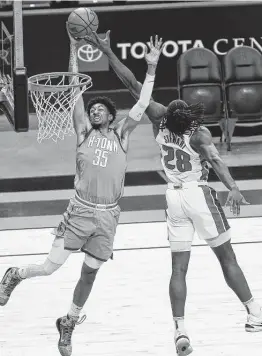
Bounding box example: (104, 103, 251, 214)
(28, 72, 92, 143)
(0, 71, 13, 107)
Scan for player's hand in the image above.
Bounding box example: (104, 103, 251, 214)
(225, 187, 250, 216)
(144, 35, 164, 66)
(66, 22, 80, 44)
(84, 30, 111, 53)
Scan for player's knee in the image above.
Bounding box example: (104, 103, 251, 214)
(84, 254, 104, 270)
(42, 259, 61, 276)
(80, 256, 102, 283)
(80, 265, 98, 284)
(169, 241, 192, 254)
(212, 236, 237, 265)
(171, 264, 189, 277)
(208, 230, 231, 249)
(171, 251, 191, 275)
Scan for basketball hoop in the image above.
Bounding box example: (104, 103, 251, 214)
(28, 72, 92, 143)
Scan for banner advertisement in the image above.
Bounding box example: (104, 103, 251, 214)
(2, 4, 262, 95)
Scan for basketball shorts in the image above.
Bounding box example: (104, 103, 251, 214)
(166, 181, 231, 251)
(52, 196, 121, 262)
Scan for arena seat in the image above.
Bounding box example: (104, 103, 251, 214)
(223, 46, 262, 143)
(177, 48, 229, 149)
(224, 46, 262, 117)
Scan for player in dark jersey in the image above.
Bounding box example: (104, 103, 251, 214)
(84, 30, 262, 355)
(0, 31, 163, 356)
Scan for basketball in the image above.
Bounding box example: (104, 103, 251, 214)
(67, 7, 99, 39)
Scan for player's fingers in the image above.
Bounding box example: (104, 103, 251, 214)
(231, 204, 236, 215)
(83, 35, 92, 43)
(150, 36, 154, 48)
(92, 31, 100, 41)
(155, 34, 158, 47)
(143, 44, 148, 57)
(241, 197, 250, 205)
(232, 201, 238, 215)
(159, 39, 165, 53)
(105, 30, 111, 40)
(237, 204, 240, 215)
(66, 22, 75, 37)
(228, 196, 234, 210)
(84, 35, 95, 45)
(232, 200, 240, 215)
(156, 36, 162, 47)
(158, 37, 163, 49)
(225, 196, 231, 206)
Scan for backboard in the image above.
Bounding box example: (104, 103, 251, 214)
(0, 1, 28, 132)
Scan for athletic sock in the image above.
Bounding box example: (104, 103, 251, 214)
(243, 297, 262, 318)
(173, 316, 186, 337)
(18, 265, 47, 279)
(68, 302, 82, 319)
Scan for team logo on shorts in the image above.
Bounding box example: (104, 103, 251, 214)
(57, 222, 66, 236)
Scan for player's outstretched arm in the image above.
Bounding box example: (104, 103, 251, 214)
(67, 24, 92, 146)
(117, 35, 163, 137)
(191, 126, 249, 215)
(84, 31, 167, 129)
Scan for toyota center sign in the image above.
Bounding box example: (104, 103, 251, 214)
(116, 37, 262, 60)
(16, 3, 262, 91)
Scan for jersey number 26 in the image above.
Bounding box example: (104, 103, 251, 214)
(162, 145, 192, 173)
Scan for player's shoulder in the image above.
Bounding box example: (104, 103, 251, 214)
(191, 126, 212, 142)
(155, 124, 168, 139)
(146, 101, 167, 129)
(190, 126, 212, 151)
(147, 100, 167, 118)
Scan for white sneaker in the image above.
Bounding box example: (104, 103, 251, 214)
(245, 313, 262, 332)
(175, 332, 193, 356)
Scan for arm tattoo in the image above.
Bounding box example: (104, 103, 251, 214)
(69, 43, 78, 73)
(76, 157, 85, 178)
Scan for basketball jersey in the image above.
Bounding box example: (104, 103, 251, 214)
(74, 128, 127, 204)
(156, 127, 209, 184)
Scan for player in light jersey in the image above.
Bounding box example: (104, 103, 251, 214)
(85, 31, 262, 356)
(157, 104, 210, 186)
(0, 32, 163, 356)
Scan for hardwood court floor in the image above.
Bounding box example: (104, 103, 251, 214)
(0, 218, 262, 356)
